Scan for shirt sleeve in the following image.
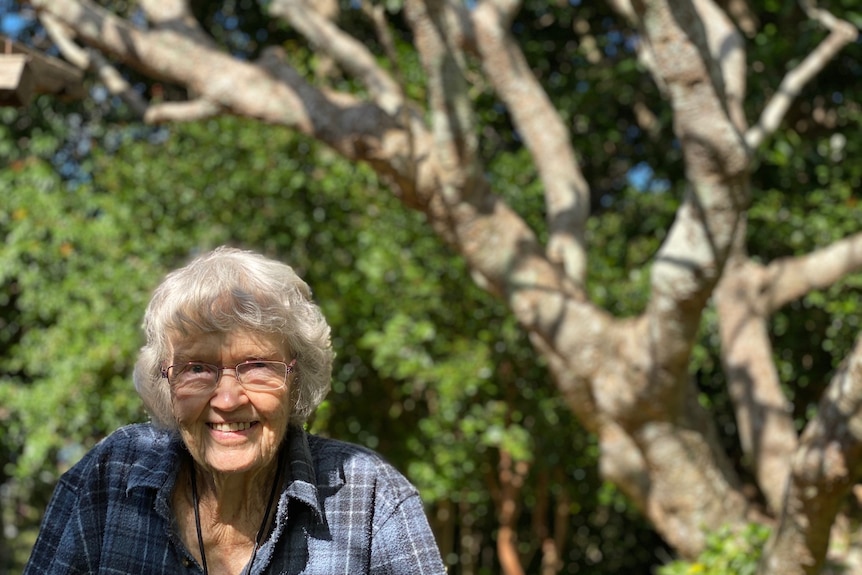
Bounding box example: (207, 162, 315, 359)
(370, 493, 447, 575)
(23, 474, 102, 574)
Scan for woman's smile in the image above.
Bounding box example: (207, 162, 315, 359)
(208, 421, 258, 433)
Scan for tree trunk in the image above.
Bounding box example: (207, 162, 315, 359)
(494, 449, 527, 575)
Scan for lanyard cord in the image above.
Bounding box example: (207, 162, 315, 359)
(189, 450, 283, 575)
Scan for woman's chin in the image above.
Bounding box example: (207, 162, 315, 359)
(202, 446, 265, 475)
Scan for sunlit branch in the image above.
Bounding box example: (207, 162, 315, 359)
(139, 0, 198, 28)
(746, 4, 857, 149)
(606, 0, 637, 25)
(269, 0, 403, 115)
(716, 258, 797, 514)
(761, 231, 862, 314)
(404, 0, 479, 196)
(485, 0, 521, 25)
(40, 12, 148, 116)
(765, 334, 862, 574)
(144, 99, 222, 124)
(473, 0, 589, 285)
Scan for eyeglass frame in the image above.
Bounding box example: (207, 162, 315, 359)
(160, 358, 297, 394)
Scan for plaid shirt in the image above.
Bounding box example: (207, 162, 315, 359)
(24, 423, 446, 574)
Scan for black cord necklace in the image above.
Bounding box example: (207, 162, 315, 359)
(189, 451, 283, 575)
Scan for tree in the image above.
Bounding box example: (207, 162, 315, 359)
(11, 0, 862, 573)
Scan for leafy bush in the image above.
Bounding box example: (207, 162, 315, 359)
(658, 523, 771, 575)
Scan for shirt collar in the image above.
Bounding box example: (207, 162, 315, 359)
(282, 425, 328, 524)
(127, 427, 182, 493)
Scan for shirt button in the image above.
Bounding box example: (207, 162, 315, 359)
(182, 558, 191, 567)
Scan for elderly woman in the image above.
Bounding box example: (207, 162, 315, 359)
(25, 247, 446, 575)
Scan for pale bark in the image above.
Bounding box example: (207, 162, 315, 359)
(716, 232, 862, 515)
(716, 257, 798, 514)
(473, 1, 590, 284)
(269, 0, 404, 114)
(761, 336, 862, 575)
(614, 0, 753, 552)
(761, 232, 862, 314)
(746, 7, 858, 149)
(25, 0, 862, 570)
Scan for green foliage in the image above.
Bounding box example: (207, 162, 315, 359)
(585, 184, 679, 316)
(0, 159, 153, 483)
(658, 524, 771, 575)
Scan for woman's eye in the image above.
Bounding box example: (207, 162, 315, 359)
(187, 363, 215, 375)
(240, 361, 267, 375)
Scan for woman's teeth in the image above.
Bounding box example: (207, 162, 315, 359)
(210, 421, 254, 432)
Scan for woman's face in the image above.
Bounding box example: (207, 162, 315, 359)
(168, 329, 293, 475)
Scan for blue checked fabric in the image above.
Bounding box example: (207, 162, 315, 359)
(24, 423, 446, 574)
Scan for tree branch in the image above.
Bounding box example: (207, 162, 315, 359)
(496, 448, 528, 575)
(635, 0, 749, 389)
(39, 11, 148, 116)
(36, 0, 587, 357)
(138, 0, 203, 32)
(716, 256, 797, 514)
(29, 0, 215, 85)
(720, 0, 759, 37)
(405, 0, 480, 198)
(269, 0, 404, 115)
(30, 0, 409, 160)
(143, 99, 221, 123)
(693, 0, 748, 134)
(762, 335, 862, 575)
(473, 0, 590, 286)
(607, 0, 638, 24)
(746, 3, 858, 149)
(761, 232, 862, 314)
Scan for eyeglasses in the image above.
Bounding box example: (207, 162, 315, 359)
(161, 359, 296, 397)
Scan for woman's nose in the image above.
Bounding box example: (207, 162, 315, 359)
(210, 369, 249, 408)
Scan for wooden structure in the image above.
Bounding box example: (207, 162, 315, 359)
(0, 36, 83, 107)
